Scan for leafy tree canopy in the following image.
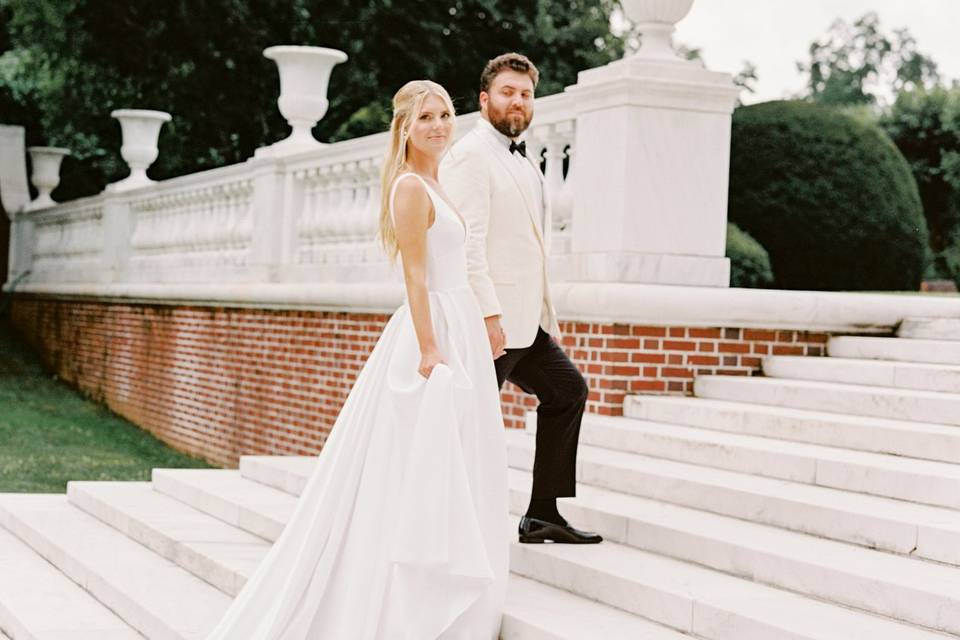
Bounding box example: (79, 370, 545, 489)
(879, 85, 960, 282)
(797, 11, 939, 107)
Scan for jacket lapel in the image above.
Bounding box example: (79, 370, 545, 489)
(476, 126, 546, 251)
(525, 153, 552, 255)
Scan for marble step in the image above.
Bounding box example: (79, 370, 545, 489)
(69, 479, 691, 639)
(148, 469, 297, 544)
(694, 374, 960, 427)
(502, 575, 694, 639)
(239, 455, 313, 495)
(0, 493, 230, 640)
(829, 336, 960, 365)
(506, 432, 960, 565)
(94, 462, 956, 640)
(624, 395, 960, 464)
(66, 480, 270, 596)
(241, 449, 960, 568)
(151, 468, 296, 542)
(573, 413, 960, 509)
(0, 521, 142, 640)
(507, 466, 960, 634)
(762, 355, 960, 393)
(899, 318, 960, 342)
(509, 518, 954, 639)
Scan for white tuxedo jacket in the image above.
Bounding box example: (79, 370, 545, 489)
(441, 119, 561, 349)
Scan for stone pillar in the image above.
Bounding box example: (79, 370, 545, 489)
(100, 195, 132, 282)
(0, 126, 32, 287)
(247, 157, 288, 281)
(566, 0, 739, 287)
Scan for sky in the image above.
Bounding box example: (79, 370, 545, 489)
(668, 0, 960, 104)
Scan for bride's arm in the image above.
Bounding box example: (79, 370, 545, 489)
(393, 178, 445, 377)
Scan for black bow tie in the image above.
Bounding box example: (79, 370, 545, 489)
(509, 140, 527, 158)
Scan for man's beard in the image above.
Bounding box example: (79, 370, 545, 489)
(489, 105, 532, 138)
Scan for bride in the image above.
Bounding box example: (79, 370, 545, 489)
(204, 80, 509, 639)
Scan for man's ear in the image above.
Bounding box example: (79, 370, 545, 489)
(479, 91, 489, 112)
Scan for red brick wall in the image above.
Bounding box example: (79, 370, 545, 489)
(565, 324, 829, 416)
(9, 297, 829, 467)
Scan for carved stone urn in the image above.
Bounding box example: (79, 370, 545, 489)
(621, 0, 696, 61)
(24, 146, 70, 211)
(107, 109, 172, 192)
(255, 45, 348, 158)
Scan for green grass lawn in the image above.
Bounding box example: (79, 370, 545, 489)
(0, 315, 212, 493)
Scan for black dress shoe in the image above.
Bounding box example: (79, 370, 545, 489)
(518, 516, 603, 544)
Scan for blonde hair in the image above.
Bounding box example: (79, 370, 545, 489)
(378, 80, 456, 264)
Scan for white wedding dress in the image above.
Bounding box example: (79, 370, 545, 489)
(205, 172, 510, 639)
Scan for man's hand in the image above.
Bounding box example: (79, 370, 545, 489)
(484, 315, 507, 359)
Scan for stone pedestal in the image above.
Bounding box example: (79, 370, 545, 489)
(566, 36, 739, 287)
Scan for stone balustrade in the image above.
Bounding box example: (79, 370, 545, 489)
(127, 167, 256, 277)
(29, 197, 105, 283)
(3, 96, 579, 290)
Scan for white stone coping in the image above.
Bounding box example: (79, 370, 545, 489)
(6, 281, 960, 332)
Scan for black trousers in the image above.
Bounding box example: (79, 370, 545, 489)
(494, 326, 589, 499)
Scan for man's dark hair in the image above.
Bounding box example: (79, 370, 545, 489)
(479, 53, 540, 97)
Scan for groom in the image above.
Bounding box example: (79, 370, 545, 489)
(441, 53, 601, 545)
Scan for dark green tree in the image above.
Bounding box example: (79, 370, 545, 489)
(797, 11, 939, 107)
(729, 101, 928, 291)
(726, 222, 773, 288)
(880, 85, 960, 282)
(733, 61, 758, 98)
(0, 0, 625, 200)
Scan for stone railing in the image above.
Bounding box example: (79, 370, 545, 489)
(4, 101, 580, 289)
(125, 164, 257, 280)
(30, 196, 105, 282)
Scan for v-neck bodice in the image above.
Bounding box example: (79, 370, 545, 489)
(389, 172, 471, 293)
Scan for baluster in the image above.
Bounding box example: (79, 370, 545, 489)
(335, 161, 360, 242)
(543, 124, 566, 204)
(299, 169, 318, 243)
(349, 159, 375, 242)
(313, 166, 333, 243)
(319, 164, 345, 243)
(223, 183, 238, 263)
(363, 159, 381, 240)
(553, 121, 575, 235)
(239, 181, 254, 264)
(217, 185, 231, 264)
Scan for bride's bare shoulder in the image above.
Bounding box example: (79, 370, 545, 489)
(392, 176, 433, 228)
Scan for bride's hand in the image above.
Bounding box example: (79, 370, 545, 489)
(418, 347, 447, 379)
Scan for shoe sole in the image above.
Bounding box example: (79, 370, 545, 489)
(518, 535, 602, 544)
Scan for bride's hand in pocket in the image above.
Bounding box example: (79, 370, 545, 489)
(418, 347, 448, 379)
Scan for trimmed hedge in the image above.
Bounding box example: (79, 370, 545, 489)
(727, 222, 774, 288)
(729, 100, 928, 291)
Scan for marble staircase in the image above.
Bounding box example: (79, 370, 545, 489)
(2, 316, 960, 638)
